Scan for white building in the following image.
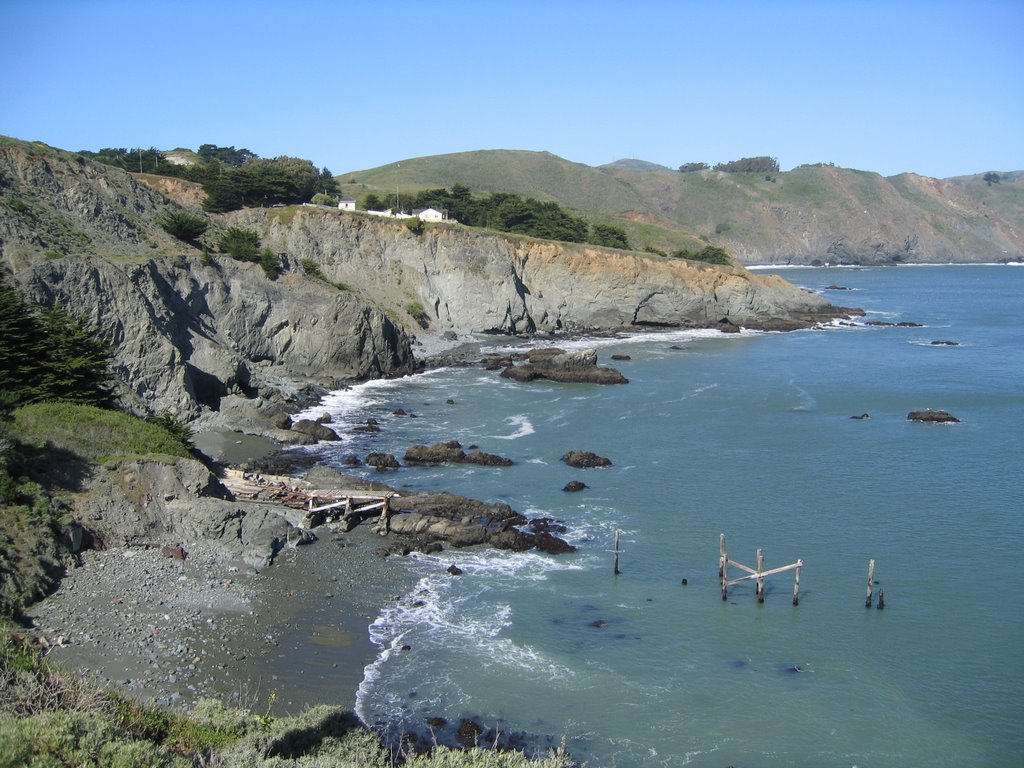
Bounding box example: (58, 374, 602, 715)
(338, 197, 357, 211)
(412, 207, 447, 222)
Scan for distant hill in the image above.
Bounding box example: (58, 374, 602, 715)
(600, 158, 673, 172)
(340, 151, 1024, 264)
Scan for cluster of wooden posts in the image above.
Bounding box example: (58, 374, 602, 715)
(718, 534, 803, 604)
(611, 530, 885, 608)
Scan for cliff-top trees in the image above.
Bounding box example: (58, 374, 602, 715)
(713, 156, 780, 174)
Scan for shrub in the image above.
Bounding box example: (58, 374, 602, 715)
(587, 223, 631, 250)
(258, 247, 281, 280)
(144, 412, 194, 450)
(407, 301, 429, 328)
(157, 209, 209, 241)
(310, 192, 337, 206)
(300, 258, 325, 280)
(672, 245, 732, 266)
(217, 227, 260, 262)
(405, 216, 425, 235)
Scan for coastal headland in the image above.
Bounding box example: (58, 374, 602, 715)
(0, 136, 865, 759)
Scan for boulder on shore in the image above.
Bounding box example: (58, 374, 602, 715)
(290, 419, 340, 441)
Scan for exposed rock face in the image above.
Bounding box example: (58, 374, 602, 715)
(74, 457, 311, 570)
(388, 491, 574, 554)
(7, 255, 415, 425)
(229, 208, 858, 337)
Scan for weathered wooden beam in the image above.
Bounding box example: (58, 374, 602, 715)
(727, 561, 802, 585)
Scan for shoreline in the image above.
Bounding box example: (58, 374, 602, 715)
(27, 518, 420, 716)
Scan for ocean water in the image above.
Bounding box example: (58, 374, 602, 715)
(298, 265, 1024, 767)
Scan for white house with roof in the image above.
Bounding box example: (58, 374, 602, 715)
(412, 207, 447, 222)
(337, 197, 357, 211)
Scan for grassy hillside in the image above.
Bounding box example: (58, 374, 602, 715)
(339, 151, 1024, 263)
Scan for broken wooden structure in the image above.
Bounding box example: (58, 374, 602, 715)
(221, 468, 398, 534)
(719, 533, 803, 605)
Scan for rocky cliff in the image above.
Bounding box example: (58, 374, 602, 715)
(11, 255, 414, 426)
(229, 207, 849, 337)
(0, 138, 855, 431)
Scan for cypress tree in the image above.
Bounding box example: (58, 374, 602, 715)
(0, 274, 114, 411)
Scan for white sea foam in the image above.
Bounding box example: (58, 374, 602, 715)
(491, 414, 535, 440)
(357, 548, 580, 721)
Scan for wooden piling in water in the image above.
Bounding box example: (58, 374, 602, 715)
(756, 549, 765, 603)
(793, 560, 802, 605)
(719, 534, 729, 600)
(613, 530, 621, 575)
(877, 587, 885, 610)
(866, 559, 875, 608)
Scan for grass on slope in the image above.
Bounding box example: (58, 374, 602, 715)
(12, 403, 192, 465)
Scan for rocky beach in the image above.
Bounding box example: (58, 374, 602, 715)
(26, 519, 420, 716)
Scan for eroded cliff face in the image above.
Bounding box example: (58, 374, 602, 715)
(231, 208, 848, 337)
(10, 255, 414, 423)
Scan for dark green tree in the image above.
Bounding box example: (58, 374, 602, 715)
(0, 275, 113, 411)
(196, 144, 258, 166)
(588, 224, 632, 250)
(678, 162, 709, 173)
(202, 175, 246, 212)
(319, 167, 339, 196)
(35, 305, 115, 407)
(983, 172, 1001, 186)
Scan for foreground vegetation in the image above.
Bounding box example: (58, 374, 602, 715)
(0, 630, 573, 767)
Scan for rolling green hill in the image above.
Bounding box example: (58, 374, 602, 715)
(339, 151, 1024, 264)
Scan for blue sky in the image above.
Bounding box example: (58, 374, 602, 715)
(2, 0, 1021, 178)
